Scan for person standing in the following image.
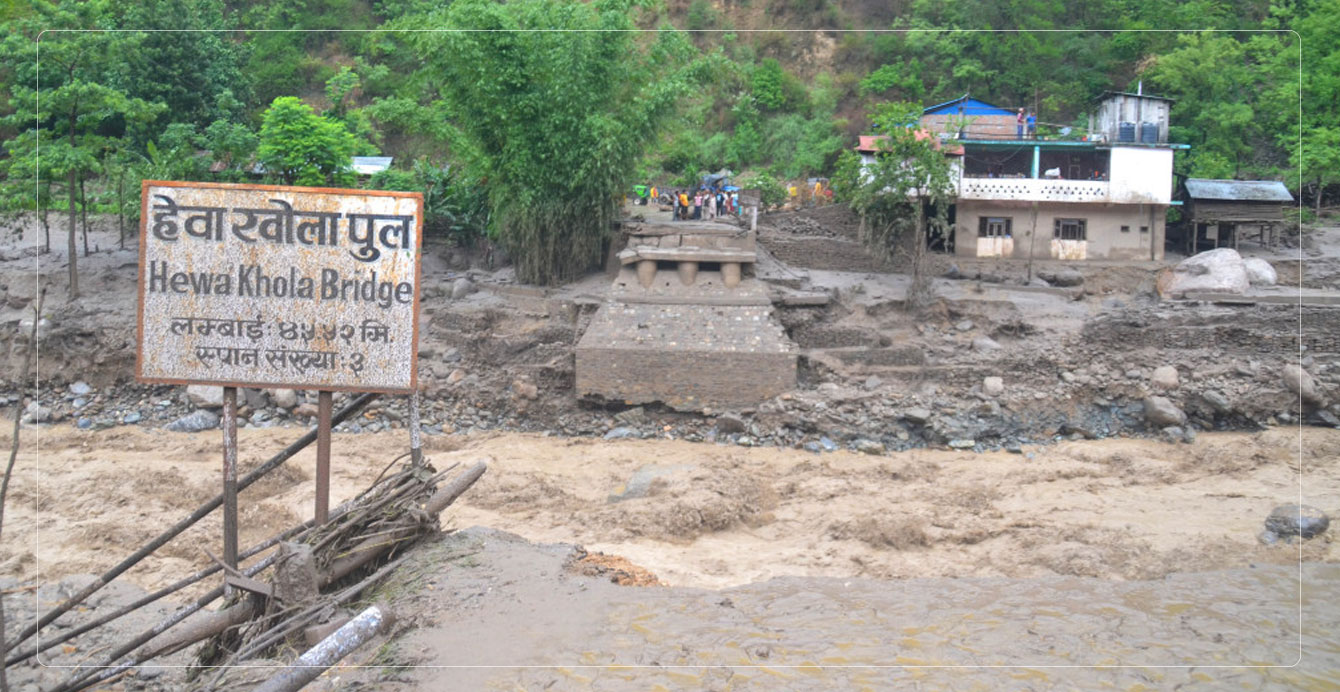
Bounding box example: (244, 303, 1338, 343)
(678, 190, 690, 220)
(693, 190, 703, 220)
(1027, 111, 1036, 139)
(1017, 108, 1025, 139)
(671, 189, 680, 221)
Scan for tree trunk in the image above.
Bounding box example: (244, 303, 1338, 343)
(118, 165, 126, 250)
(40, 182, 51, 253)
(1317, 179, 1323, 220)
(80, 174, 89, 257)
(67, 168, 79, 299)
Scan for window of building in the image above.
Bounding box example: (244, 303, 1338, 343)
(978, 217, 1012, 238)
(1140, 225, 1149, 234)
(1120, 225, 1130, 233)
(1053, 218, 1087, 241)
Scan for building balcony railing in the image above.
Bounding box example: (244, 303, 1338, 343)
(958, 177, 1111, 203)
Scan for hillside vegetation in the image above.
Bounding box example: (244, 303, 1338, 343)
(1, 0, 1335, 282)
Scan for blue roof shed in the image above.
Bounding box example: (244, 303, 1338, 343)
(923, 95, 1013, 117)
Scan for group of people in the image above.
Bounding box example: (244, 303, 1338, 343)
(1016, 108, 1037, 139)
(669, 187, 740, 221)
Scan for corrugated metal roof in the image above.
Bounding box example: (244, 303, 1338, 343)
(351, 156, 394, 175)
(923, 94, 1013, 116)
(1097, 90, 1175, 103)
(1185, 178, 1293, 202)
(855, 132, 963, 156)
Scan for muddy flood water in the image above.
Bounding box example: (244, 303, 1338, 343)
(383, 529, 1340, 692)
(5, 426, 1339, 690)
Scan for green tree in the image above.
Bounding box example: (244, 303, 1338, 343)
(404, 0, 704, 285)
(256, 96, 357, 186)
(834, 102, 955, 311)
(1, 1, 162, 299)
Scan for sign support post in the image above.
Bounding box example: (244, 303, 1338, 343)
(316, 391, 332, 525)
(409, 391, 423, 467)
(222, 386, 239, 571)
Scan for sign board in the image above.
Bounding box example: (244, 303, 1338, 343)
(136, 181, 423, 393)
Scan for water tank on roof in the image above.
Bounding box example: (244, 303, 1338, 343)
(1118, 122, 1137, 143)
(1140, 122, 1158, 143)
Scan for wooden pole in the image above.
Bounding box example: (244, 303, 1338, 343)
(316, 391, 333, 525)
(222, 387, 239, 571)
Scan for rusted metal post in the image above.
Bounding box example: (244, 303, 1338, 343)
(222, 386, 239, 571)
(409, 390, 423, 467)
(316, 391, 333, 525)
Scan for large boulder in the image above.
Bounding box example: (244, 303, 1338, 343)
(1157, 248, 1249, 299)
(186, 385, 224, 409)
(1263, 504, 1329, 540)
(1282, 364, 1325, 405)
(1143, 396, 1187, 427)
(1150, 365, 1180, 391)
(1243, 258, 1278, 286)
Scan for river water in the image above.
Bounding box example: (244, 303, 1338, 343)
(403, 529, 1339, 691)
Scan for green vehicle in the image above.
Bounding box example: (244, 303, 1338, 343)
(632, 184, 650, 204)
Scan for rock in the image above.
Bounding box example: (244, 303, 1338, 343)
(243, 388, 269, 410)
(715, 414, 747, 434)
(451, 278, 477, 300)
(853, 439, 884, 455)
(166, 409, 220, 432)
(22, 402, 51, 424)
(983, 376, 1004, 397)
(293, 403, 320, 418)
(1028, 277, 1051, 288)
(76, 417, 93, 429)
(1047, 268, 1084, 287)
(1125, 368, 1144, 380)
(1005, 443, 1023, 454)
(271, 388, 298, 409)
(603, 427, 638, 440)
(609, 464, 685, 502)
(1150, 365, 1180, 391)
(954, 319, 974, 332)
(948, 439, 976, 450)
(819, 436, 838, 452)
(69, 381, 92, 396)
(972, 336, 1001, 352)
(903, 408, 933, 425)
(1264, 504, 1330, 540)
(863, 376, 883, 390)
(1157, 248, 1250, 298)
(1282, 364, 1325, 405)
(186, 385, 224, 409)
(1243, 257, 1278, 286)
(945, 263, 961, 279)
(1202, 390, 1233, 414)
(614, 407, 646, 425)
(512, 380, 539, 401)
(442, 347, 461, 363)
(72, 398, 86, 409)
(1143, 396, 1187, 427)
(803, 441, 823, 454)
(446, 369, 466, 386)
(1318, 410, 1340, 428)
(736, 436, 754, 447)
(123, 411, 142, 424)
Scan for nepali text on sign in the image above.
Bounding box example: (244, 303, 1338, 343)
(136, 181, 423, 393)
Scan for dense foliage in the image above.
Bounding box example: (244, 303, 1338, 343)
(0, 0, 1335, 292)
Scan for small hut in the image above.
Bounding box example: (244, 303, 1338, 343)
(1182, 178, 1294, 253)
